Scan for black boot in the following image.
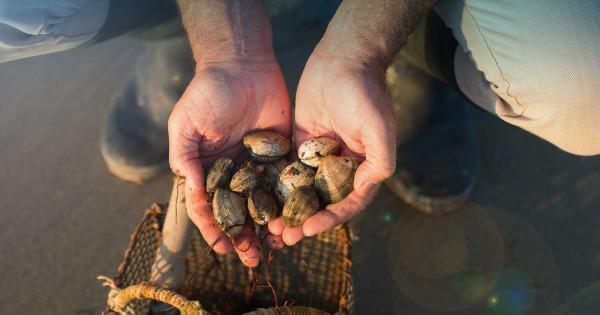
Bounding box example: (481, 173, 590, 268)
(101, 36, 193, 183)
(384, 55, 479, 214)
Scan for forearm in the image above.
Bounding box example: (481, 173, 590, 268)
(176, 0, 275, 65)
(316, 0, 438, 70)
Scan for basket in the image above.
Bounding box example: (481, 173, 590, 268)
(100, 201, 353, 315)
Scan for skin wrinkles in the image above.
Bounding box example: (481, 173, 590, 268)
(173, 0, 436, 263)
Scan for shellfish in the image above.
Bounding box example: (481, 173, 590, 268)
(212, 188, 247, 237)
(282, 186, 320, 227)
(261, 159, 288, 192)
(243, 130, 291, 162)
(229, 160, 264, 195)
(247, 187, 279, 225)
(275, 161, 316, 204)
(206, 157, 235, 193)
(314, 155, 358, 204)
(297, 137, 340, 168)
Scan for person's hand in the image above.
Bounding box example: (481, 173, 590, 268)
(268, 50, 397, 245)
(168, 60, 291, 267)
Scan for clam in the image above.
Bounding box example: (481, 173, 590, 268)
(297, 137, 340, 168)
(314, 155, 358, 204)
(206, 157, 235, 193)
(212, 188, 247, 237)
(243, 130, 291, 162)
(275, 161, 316, 204)
(247, 188, 279, 225)
(229, 160, 264, 195)
(261, 159, 288, 191)
(283, 186, 320, 227)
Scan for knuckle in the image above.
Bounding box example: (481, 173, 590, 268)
(379, 164, 396, 178)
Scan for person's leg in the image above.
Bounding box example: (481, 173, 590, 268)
(385, 12, 479, 214)
(435, 0, 600, 156)
(96, 0, 195, 183)
(103, 0, 340, 183)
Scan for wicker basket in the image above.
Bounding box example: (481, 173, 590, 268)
(100, 202, 353, 315)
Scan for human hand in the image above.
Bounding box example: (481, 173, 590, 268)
(268, 50, 397, 246)
(168, 60, 291, 267)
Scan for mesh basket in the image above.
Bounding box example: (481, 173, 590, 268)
(101, 203, 353, 315)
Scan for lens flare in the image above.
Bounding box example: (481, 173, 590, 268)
(558, 282, 600, 315)
(486, 269, 536, 315)
(484, 207, 560, 314)
(388, 202, 504, 311)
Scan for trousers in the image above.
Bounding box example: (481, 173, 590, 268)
(428, 1, 600, 156)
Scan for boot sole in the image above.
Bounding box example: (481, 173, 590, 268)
(384, 173, 477, 215)
(100, 141, 168, 184)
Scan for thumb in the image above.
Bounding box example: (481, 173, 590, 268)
(354, 159, 391, 197)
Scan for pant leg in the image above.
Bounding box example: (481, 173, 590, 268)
(0, 0, 181, 63)
(434, 0, 600, 156)
(91, 0, 181, 43)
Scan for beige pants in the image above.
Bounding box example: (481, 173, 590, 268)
(431, 0, 600, 156)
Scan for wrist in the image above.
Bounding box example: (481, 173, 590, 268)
(194, 50, 278, 73)
(177, 0, 276, 67)
(195, 44, 276, 69)
(313, 38, 393, 73)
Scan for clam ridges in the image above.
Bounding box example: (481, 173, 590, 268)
(247, 187, 279, 225)
(275, 161, 316, 204)
(314, 155, 358, 204)
(206, 157, 235, 193)
(212, 188, 247, 237)
(282, 186, 320, 227)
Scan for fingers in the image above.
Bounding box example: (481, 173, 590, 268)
(231, 221, 262, 267)
(282, 226, 304, 246)
(268, 182, 380, 245)
(267, 218, 285, 236)
(264, 233, 285, 250)
(267, 217, 303, 246)
(182, 161, 233, 254)
(354, 113, 397, 196)
(169, 105, 233, 254)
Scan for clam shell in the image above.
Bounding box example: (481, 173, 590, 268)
(247, 188, 279, 225)
(314, 156, 358, 204)
(243, 130, 291, 162)
(283, 186, 320, 227)
(275, 161, 316, 204)
(212, 188, 247, 237)
(229, 160, 263, 195)
(261, 159, 288, 192)
(298, 137, 340, 168)
(206, 157, 235, 193)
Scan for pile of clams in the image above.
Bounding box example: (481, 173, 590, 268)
(206, 130, 357, 238)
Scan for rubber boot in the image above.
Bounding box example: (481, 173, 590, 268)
(100, 36, 193, 183)
(384, 55, 479, 214)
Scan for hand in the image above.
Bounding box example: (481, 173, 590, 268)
(168, 60, 291, 267)
(268, 51, 397, 245)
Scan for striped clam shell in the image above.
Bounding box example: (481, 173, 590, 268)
(212, 188, 247, 237)
(247, 187, 279, 225)
(314, 156, 358, 204)
(229, 160, 263, 195)
(275, 161, 316, 204)
(206, 157, 235, 193)
(282, 186, 320, 227)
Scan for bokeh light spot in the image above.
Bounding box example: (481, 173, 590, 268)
(486, 269, 536, 315)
